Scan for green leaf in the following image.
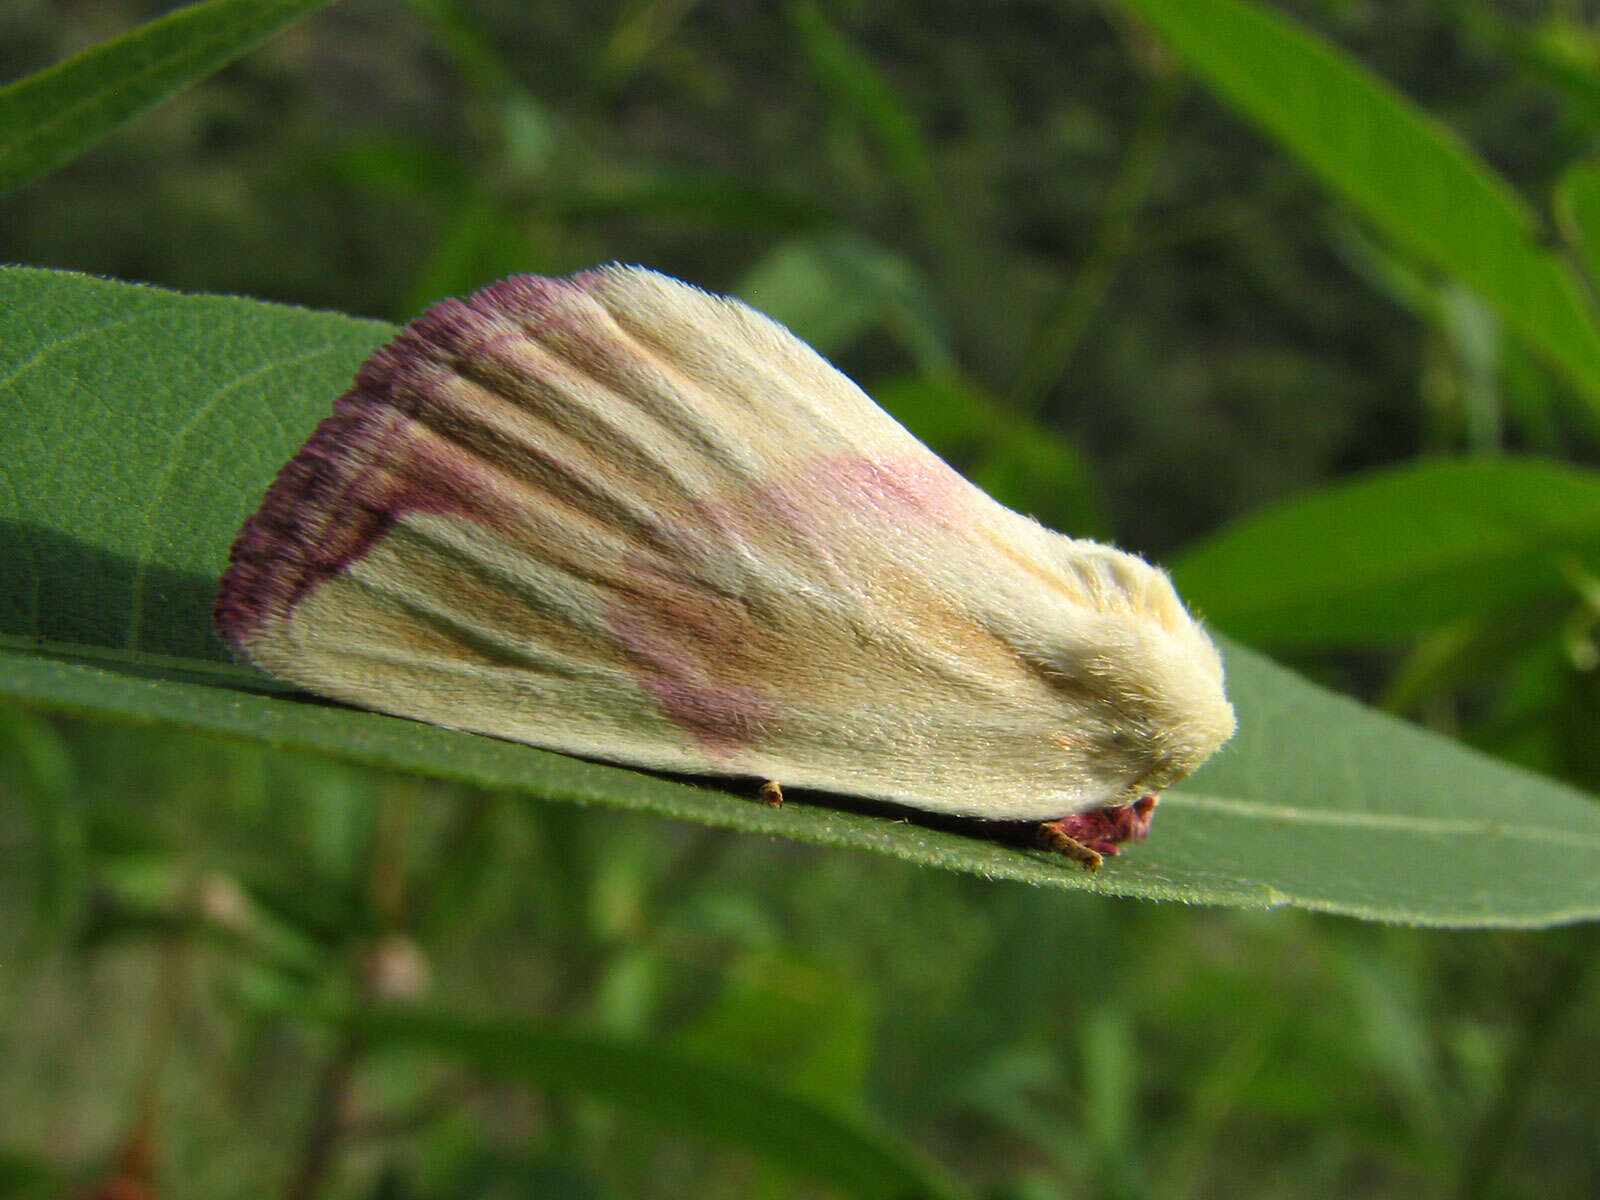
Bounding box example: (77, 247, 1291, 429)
(1110, 0, 1600, 408)
(1555, 158, 1600, 299)
(4, 267, 1600, 927)
(10, 641, 1600, 927)
(1170, 457, 1600, 649)
(347, 1007, 964, 1200)
(0, 0, 339, 196)
(0, 267, 389, 662)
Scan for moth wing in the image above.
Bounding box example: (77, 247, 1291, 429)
(217, 267, 1230, 820)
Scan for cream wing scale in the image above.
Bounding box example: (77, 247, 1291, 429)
(215, 266, 1235, 823)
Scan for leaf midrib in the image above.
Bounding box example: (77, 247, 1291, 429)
(1167, 792, 1600, 849)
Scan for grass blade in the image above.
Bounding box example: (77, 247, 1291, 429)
(0, 0, 338, 196)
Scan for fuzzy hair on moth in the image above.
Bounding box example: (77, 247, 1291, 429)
(215, 266, 1236, 869)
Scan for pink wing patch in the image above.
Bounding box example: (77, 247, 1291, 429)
(601, 451, 977, 753)
(602, 559, 778, 755)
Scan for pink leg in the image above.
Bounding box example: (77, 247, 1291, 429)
(1035, 795, 1159, 870)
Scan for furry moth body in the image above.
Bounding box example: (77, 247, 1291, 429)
(216, 266, 1235, 865)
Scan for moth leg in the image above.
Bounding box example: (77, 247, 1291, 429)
(1036, 794, 1161, 870)
(1034, 823, 1103, 871)
(758, 780, 785, 808)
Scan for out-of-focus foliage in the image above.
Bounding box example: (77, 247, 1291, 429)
(3, 1, 1600, 1199)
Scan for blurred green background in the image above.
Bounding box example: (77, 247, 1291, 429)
(3, 1, 1599, 1197)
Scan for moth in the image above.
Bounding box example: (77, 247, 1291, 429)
(215, 266, 1235, 868)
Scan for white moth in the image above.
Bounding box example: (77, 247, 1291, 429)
(216, 266, 1235, 866)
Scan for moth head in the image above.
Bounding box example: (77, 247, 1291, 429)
(1009, 540, 1237, 806)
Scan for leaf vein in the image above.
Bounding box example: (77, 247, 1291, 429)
(1170, 791, 1600, 849)
(124, 337, 347, 649)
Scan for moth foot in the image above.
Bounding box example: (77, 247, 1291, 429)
(1034, 825, 1103, 870)
(758, 779, 784, 808)
(1036, 794, 1160, 869)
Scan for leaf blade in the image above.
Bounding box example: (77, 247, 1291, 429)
(8, 638, 1599, 928)
(1556, 158, 1600, 298)
(1170, 457, 1600, 648)
(0, 0, 339, 196)
(0, 266, 389, 660)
